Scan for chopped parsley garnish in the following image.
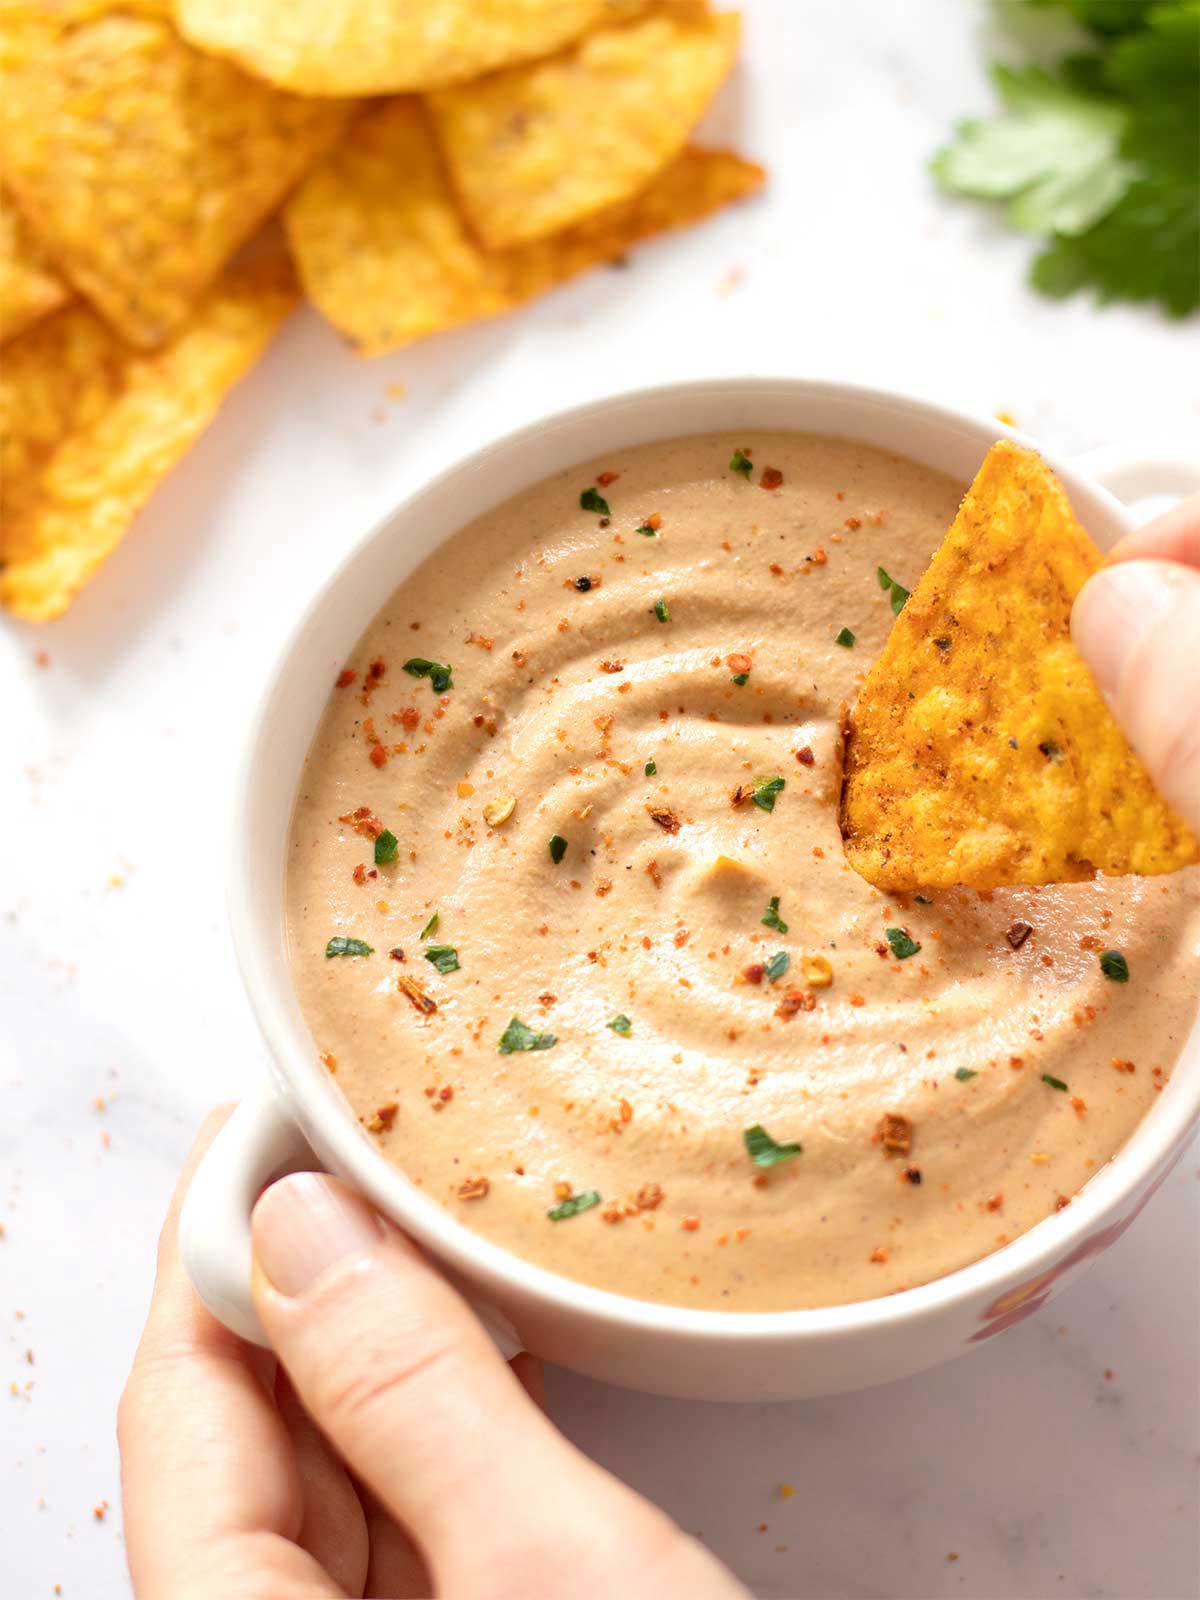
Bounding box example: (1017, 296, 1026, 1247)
(498, 1016, 557, 1054)
(752, 776, 785, 812)
(374, 829, 398, 865)
(548, 834, 567, 863)
(636, 522, 658, 537)
(834, 626, 856, 648)
(885, 927, 922, 960)
(1099, 948, 1130, 982)
(547, 1189, 601, 1221)
(954, 1067, 978, 1081)
(1042, 1073, 1069, 1092)
(764, 951, 790, 982)
(761, 895, 789, 933)
(644, 760, 657, 777)
(580, 487, 610, 515)
(325, 936, 373, 958)
(423, 944, 460, 974)
(877, 566, 911, 615)
(403, 657, 454, 693)
(653, 598, 670, 623)
(607, 1014, 632, 1035)
(729, 448, 753, 478)
(731, 671, 749, 686)
(743, 1123, 802, 1167)
(419, 911, 439, 940)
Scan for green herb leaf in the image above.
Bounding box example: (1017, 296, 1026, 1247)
(547, 1189, 601, 1221)
(731, 671, 749, 685)
(1099, 948, 1130, 982)
(403, 657, 454, 693)
(607, 1014, 632, 1035)
(885, 927, 922, 960)
(743, 1123, 802, 1167)
(954, 1066, 978, 1081)
(325, 936, 373, 958)
(374, 829, 398, 865)
(423, 944, 460, 974)
(834, 626, 856, 648)
(644, 760, 657, 777)
(636, 522, 658, 537)
(761, 895, 789, 934)
(548, 834, 567, 863)
(1042, 1073, 1070, 1091)
(764, 951, 790, 982)
(876, 566, 911, 615)
(653, 598, 670, 623)
(729, 448, 753, 478)
(580, 487, 610, 515)
(752, 776, 785, 812)
(419, 911, 439, 940)
(498, 1016, 557, 1054)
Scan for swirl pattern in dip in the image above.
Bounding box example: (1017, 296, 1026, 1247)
(286, 432, 1200, 1311)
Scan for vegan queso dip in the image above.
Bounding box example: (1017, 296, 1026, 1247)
(286, 432, 1200, 1312)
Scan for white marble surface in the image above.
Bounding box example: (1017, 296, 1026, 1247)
(3, 3, 1199, 1596)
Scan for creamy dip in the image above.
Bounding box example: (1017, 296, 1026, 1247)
(286, 432, 1200, 1312)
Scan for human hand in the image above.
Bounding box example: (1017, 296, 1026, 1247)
(1072, 492, 1200, 831)
(119, 1109, 746, 1600)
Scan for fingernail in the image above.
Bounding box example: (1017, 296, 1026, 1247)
(1071, 561, 1183, 701)
(253, 1173, 385, 1297)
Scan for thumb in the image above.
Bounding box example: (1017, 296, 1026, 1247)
(1072, 559, 1200, 833)
(251, 1174, 742, 1599)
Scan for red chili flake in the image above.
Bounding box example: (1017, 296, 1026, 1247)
(759, 467, 783, 490)
(1055, 1195, 1071, 1212)
(600, 659, 625, 673)
(365, 1103, 399, 1133)
(641, 512, 663, 531)
(340, 806, 383, 839)
(1112, 1057, 1136, 1074)
(869, 1246, 888, 1264)
(352, 863, 367, 885)
(636, 1183, 663, 1210)
(731, 782, 755, 807)
(648, 807, 681, 834)
(681, 1216, 700, 1232)
(986, 1193, 1003, 1212)
(1006, 921, 1033, 949)
(397, 974, 437, 1014)
(596, 470, 620, 486)
(368, 659, 386, 680)
(776, 988, 816, 1019)
(369, 744, 388, 768)
(673, 927, 689, 948)
(844, 517, 862, 531)
(810, 547, 828, 566)
(796, 746, 815, 766)
(645, 859, 663, 888)
(335, 668, 357, 688)
(744, 961, 766, 985)
(726, 652, 753, 674)
(769, 562, 784, 575)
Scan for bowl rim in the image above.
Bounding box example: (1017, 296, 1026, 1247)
(229, 373, 1200, 1343)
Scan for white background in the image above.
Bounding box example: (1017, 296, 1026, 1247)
(3, 3, 1198, 1596)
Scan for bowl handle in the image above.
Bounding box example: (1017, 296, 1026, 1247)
(179, 1090, 317, 1346)
(1069, 441, 1200, 512)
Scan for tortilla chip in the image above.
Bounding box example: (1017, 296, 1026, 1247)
(1, 12, 350, 346)
(0, 257, 295, 621)
(427, 4, 740, 249)
(0, 190, 71, 341)
(840, 441, 1200, 888)
(284, 98, 762, 356)
(175, 0, 651, 96)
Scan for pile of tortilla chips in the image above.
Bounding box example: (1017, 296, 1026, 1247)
(840, 442, 1200, 889)
(1, 1, 759, 620)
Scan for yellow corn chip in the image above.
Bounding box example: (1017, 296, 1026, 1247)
(427, 4, 741, 249)
(0, 190, 71, 341)
(1, 13, 350, 346)
(175, 0, 652, 96)
(840, 441, 1200, 888)
(284, 98, 762, 356)
(0, 257, 295, 621)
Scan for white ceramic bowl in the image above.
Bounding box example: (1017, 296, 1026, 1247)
(181, 377, 1200, 1402)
